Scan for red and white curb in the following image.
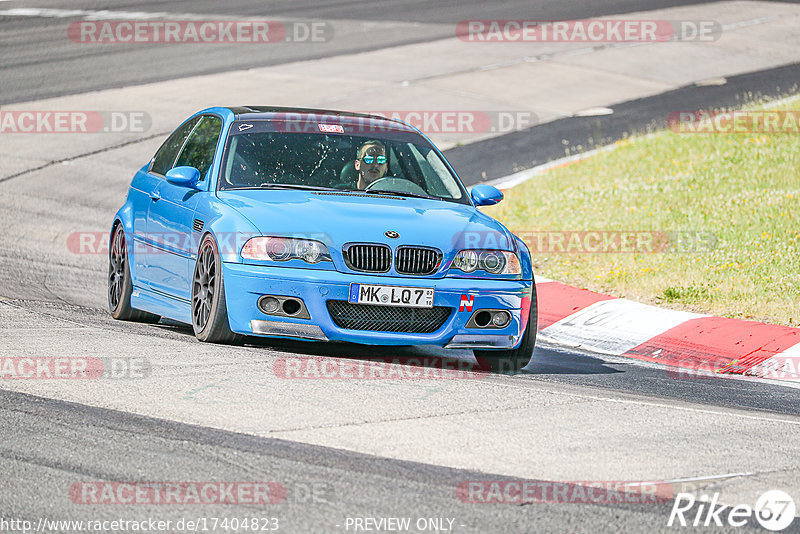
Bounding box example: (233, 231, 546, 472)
(533, 277, 800, 387)
(479, 96, 800, 384)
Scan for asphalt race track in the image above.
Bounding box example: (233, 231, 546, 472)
(448, 61, 800, 184)
(1, 0, 728, 104)
(1, 1, 800, 533)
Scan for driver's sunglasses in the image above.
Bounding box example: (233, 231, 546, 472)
(361, 155, 387, 164)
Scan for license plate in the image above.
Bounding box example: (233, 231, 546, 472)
(348, 283, 434, 308)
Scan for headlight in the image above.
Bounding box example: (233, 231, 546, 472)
(294, 240, 326, 264)
(452, 250, 479, 272)
(450, 250, 521, 275)
(241, 237, 331, 264)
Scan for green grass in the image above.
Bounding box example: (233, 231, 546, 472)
(483, 98, 800, 326)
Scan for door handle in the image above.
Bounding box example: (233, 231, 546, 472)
(149, 191, 161, 202)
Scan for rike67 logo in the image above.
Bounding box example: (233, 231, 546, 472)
(668, 490, 795, 531)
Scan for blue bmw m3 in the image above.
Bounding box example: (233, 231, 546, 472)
(108, 106, 537, 372)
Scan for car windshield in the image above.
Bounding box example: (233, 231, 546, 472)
(218, 120, 468, 204)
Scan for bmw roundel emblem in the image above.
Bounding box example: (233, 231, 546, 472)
(385, 230, 400, 239)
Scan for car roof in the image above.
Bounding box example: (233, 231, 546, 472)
(225, 106, 418, 133)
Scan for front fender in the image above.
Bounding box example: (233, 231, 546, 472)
(513, 234, 533, 282)
(193, 194, 261, 263)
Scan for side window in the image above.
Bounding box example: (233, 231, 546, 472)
(150, 117, 200, 176)
(174, 116, 223, 179)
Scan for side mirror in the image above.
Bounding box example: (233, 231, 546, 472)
(470, 184, 504, 206)
(165, 166, 201, 189)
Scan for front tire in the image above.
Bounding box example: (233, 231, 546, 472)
(474, 286, 537, 374)
(191, 234, 242, 344)
(107, 225, 160, 323)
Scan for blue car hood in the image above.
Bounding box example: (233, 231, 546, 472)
(216, 190, 515, 253)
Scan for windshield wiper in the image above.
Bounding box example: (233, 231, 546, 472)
(360, 189, 441, 201)
(255, 184, 341, 192)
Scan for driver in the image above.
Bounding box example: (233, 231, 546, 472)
(355, 140, 388, 189)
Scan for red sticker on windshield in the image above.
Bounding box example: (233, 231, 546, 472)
(318, 124, 344, 133)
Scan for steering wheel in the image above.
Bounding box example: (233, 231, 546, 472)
(364, 177, 429, 196)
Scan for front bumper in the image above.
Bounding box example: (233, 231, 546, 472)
(222, 262, 533, 349)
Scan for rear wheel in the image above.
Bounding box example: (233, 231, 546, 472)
(474, 287, 537, 374)
(107, 225, 160, 323)
(191, 235, 242, 344)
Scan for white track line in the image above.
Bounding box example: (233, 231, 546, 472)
(762, 93, 800, 109)
(665, 472, 753, 485)
(486, 143, 624, 190)
(0, 8, 225, 20)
